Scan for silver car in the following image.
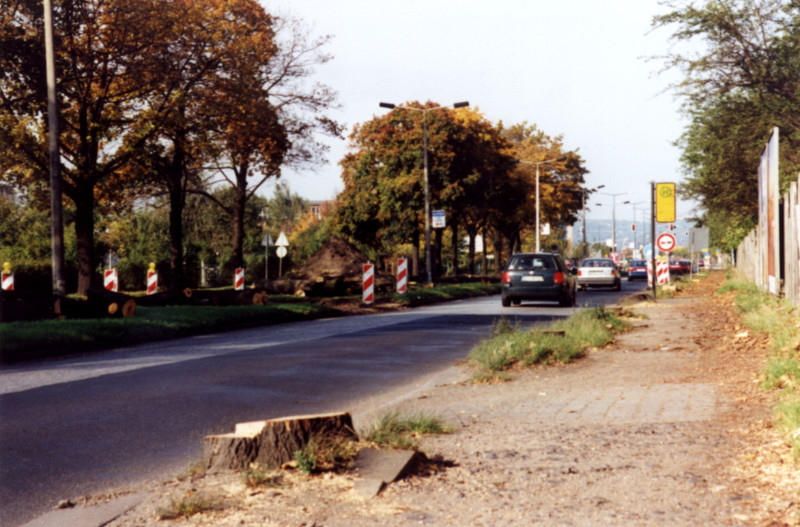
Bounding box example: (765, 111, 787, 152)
(577, 258, 621, 291)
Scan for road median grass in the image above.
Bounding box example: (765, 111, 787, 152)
(468, 306, 629, 381)
(0, 282, 500, 364)
(718, 273, 800, 457)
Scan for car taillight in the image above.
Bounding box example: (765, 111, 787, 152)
(502, 271, 511, 284)
(577, 269, 583, 276)
(553, 272, 564, 284)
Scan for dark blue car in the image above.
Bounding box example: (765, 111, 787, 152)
(627, 259, 648, 281)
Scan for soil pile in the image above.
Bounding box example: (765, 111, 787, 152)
(293, 237, 369, 282)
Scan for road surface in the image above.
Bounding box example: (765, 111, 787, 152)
(0, 282, 646, 526)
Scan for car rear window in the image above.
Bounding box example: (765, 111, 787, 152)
(508, 255, 555, 270)
(581, 259, 613, 268)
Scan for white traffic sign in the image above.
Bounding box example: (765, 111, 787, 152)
(276, 246, 288, 258)
(656, 232, 677, 252)
(275, 231, 289, 247)
(432, 210, 446, 229)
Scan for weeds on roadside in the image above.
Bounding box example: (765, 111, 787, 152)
(719, 274, 800, 457)
(156, 493, 223, 520)
(469, 306, 628, 374)
(176, 459, 205, 481)
(242, 465, 283, 488)
(363, 411, 454, 450)
(294, 442, 317, 475)
(292, 433, 361, 475)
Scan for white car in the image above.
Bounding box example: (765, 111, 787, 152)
(577, 258, 621, 291)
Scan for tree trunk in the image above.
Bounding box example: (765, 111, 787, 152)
(412, 237, 420, 280)
(167, 126, 188, 292)
(467, 228, 477, 275)
(433, 228, 443, 279)
(450, 223, 459, 277)
(231, 162, 250, 270)
(73, 182, 96, 295)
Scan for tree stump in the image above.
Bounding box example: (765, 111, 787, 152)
(204, 412, 357, 472)
(86, 288, 137, 317)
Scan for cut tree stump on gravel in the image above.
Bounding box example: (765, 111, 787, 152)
(203, 412, 358, 472)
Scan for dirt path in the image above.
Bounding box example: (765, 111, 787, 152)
(102, 272, 799, 526)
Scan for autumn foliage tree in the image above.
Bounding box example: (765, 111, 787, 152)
(336, 103, 588, 277)
(1, 0, 253, 293)
(1, 1, 338, 293)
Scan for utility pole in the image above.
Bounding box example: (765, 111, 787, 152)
(44, 0, 65, 296)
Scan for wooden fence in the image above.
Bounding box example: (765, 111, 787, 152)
(736, 173, 800, 306)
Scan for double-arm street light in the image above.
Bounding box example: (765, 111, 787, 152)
(518, 157, 566, 252)
(379, 101, 469, 285)
(596, 191, 629, 253)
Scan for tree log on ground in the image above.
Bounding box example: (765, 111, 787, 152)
(204, 412, 357, 472)
(83, 288, 137, 318)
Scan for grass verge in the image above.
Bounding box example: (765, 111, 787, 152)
(0, 302, 342, 363)
(718, 273, 800, 456)
(0, 282, 500, 364)
(392, 282, 500, 307)
(468, 306, 628, 377)
(363, 411, 454, 450)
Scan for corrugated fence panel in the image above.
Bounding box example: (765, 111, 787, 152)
(737, 173, 800, 307)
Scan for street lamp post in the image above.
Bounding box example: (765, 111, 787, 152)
(379, 101, 469, 285)
(627, 201, 646, 256)
(579, 184, 603, 258)
(44, 0, 65, 296)
(596, 191, 629, 254)
(518, 157, 565, 252)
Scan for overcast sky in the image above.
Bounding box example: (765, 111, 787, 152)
(260, 0, 696, 223)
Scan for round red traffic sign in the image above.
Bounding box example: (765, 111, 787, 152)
(656, 232, 676, 252)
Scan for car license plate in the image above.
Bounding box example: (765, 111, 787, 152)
(521, 276, 544, 282)
(589, 270, 603, 275)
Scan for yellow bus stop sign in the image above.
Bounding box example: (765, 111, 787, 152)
(656, 182, 676, 223)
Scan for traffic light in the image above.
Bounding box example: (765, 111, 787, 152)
(631, 223, 636, 232)
(669, 223, 675, 231)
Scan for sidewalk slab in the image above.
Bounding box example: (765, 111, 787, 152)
(19, 493, 148, 527)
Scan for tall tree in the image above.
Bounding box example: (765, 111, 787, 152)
(336, 102, 472, 275)
(0, 0, 240, 293)
(198, 15, 340, 270)
(500, 122, 589, 253)
(653, 0, 800, 248)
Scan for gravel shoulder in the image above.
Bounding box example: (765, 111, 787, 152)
(96, 273, 800, 526)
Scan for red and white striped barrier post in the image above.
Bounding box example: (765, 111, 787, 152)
(362, 262, 374, 305)
(147, 263, 158, 295)
(649, 260, 670, 287)
(234, 267, 245, 291)
(657, 260, 670, 284)
(104, 269, 118, 292)
(396, 257, 408, 294)
(1, 262, 13, 291)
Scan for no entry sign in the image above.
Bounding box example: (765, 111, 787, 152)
(656, 232, 676, 252)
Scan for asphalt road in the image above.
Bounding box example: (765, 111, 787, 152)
(0, 281, 647, 527)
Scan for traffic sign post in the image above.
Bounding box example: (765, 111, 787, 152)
(275, 231, 289, 278)
(432, 210, 446, 229)
(656, 232, 676, 253)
